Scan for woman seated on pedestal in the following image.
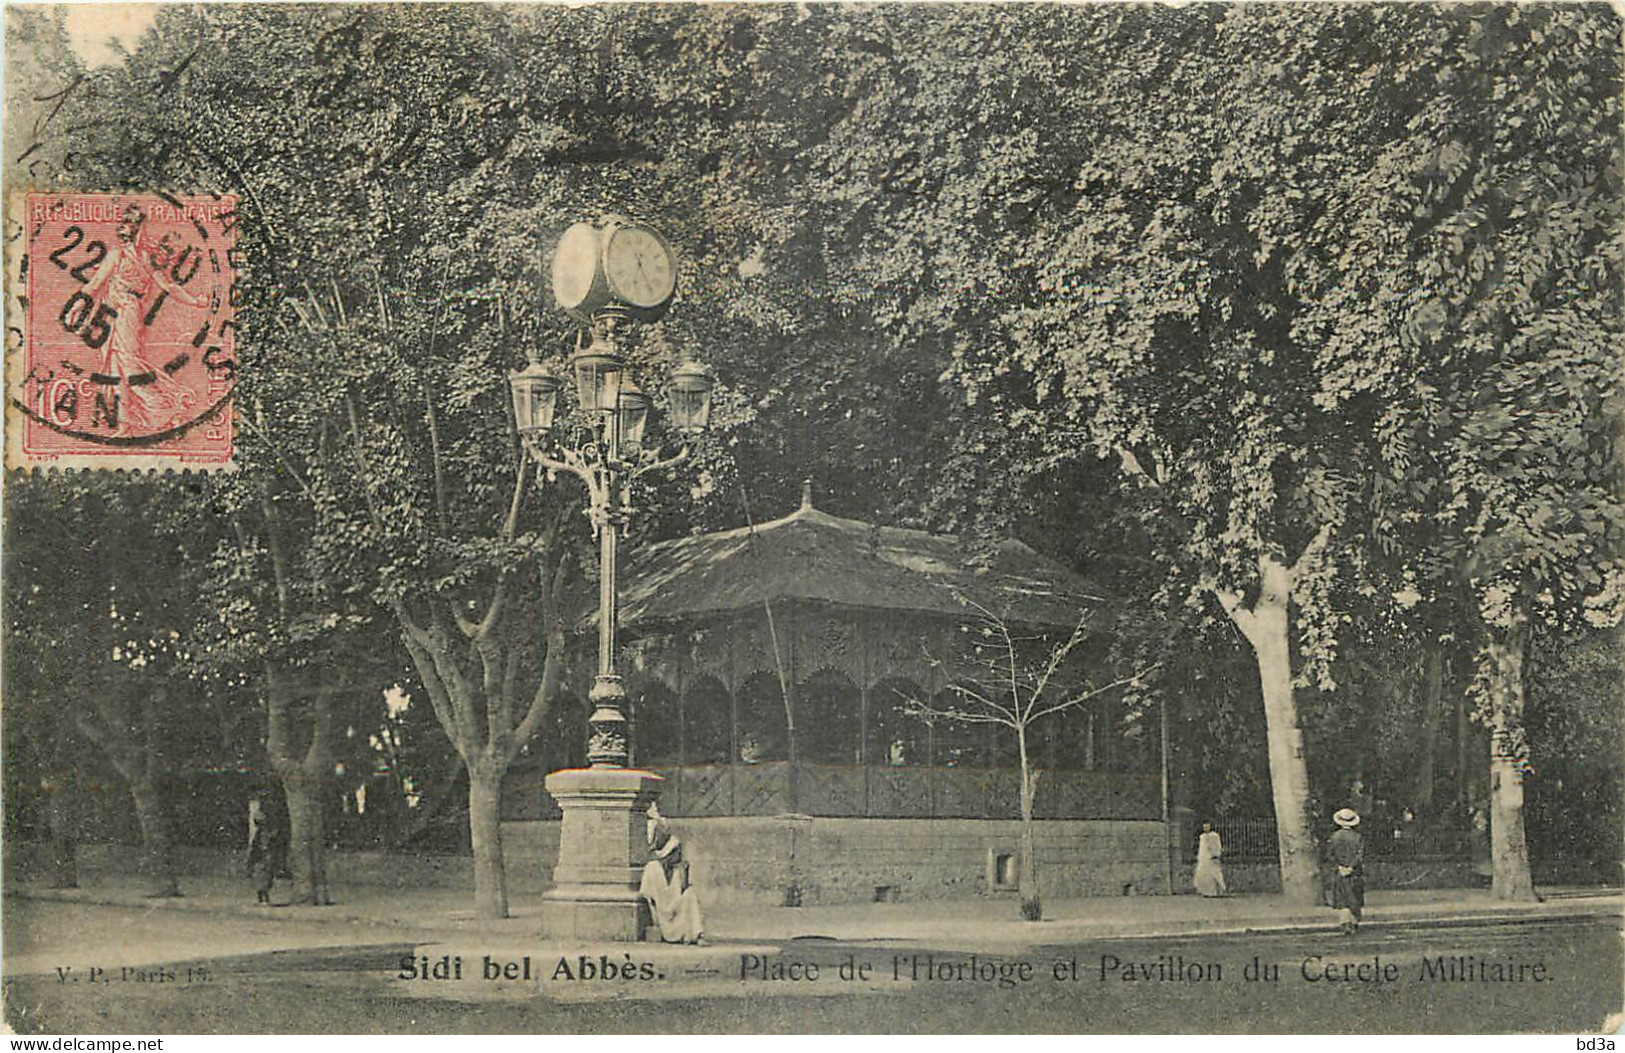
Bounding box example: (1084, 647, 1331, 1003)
(639, 802, 706, 944)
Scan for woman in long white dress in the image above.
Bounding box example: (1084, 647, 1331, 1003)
(1194, 821, 1227, 897)
(639, 803, 705, 944)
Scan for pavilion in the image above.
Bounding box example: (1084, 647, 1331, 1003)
(504, 487, 1177, 904)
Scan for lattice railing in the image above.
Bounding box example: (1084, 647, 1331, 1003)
(652, 763, 1159, 820)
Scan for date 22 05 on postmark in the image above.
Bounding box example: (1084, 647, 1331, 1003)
(7, 192, 238, 470)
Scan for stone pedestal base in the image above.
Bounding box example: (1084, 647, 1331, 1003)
(542, 767, 663, 942)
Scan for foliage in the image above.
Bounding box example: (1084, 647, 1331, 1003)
(4, 4, 1618, 901)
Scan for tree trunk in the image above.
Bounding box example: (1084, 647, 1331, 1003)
(283, 774, 330, 905)
(78, 711, 179, 898)
(45, 782, 79, 889)
(399, 630, 516, 920)
(129, 776, 181, 898)
(265, 668, 335, 906)
(1415, 644, 1442, 814)
(1222, 556, 1321, 906)
(1484, 624, 1536, 901)
(43, 733, 79, 889)
(1016, 727, 1041, 921)
(468, 764, 509, 919)
(1454, 672, 1471, 811)
(391, 553, 570, 923)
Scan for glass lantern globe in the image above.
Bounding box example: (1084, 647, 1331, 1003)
(508, 361, 563, 436)
(667, 361, 715, 434)
(617, 381, 651, 449)
(571, 336, 625, 415)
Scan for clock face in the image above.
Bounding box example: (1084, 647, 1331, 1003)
(603, 225, 677, 309)
(552, 222, 601, 311)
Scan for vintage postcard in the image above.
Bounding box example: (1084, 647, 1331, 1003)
(2, 1, 1620, 1039)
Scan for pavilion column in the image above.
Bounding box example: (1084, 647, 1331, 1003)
(785, 609, 800, 815)
(1099, 698, 1115, 770)
(860, 681, 872, 817)
(926, 631, 945, 820)
(927, 719, 938, 820)
(727, 633, 739, 815)
(860, 614, 873, 817)
(1160, 698, 1174, 894)
(676, 659, 687, 816)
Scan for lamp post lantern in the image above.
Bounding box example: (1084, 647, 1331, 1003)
(508, 358, 563, 435)
(513, 218, 714, 939)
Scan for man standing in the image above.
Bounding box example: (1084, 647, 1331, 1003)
(247, 790, 289, 905)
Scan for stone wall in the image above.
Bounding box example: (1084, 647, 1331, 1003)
(5, 818, 1168, 906)
(2, 840, 485, 893)
(7, 821, 1490, 905)
(505, 815, 1175, 906)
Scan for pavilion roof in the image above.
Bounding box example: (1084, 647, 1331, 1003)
(611, 488, 1112, 633)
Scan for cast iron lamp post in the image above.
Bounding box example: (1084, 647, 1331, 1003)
(508, 325, 714, 768)
(508, 218, 713, 940)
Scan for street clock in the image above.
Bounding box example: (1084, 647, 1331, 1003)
(551, 218, 678, 323)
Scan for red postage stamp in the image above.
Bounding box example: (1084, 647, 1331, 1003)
(7, 192, 238, 469)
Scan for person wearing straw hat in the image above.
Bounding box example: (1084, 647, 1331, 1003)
(1328, 808, 1365, 936)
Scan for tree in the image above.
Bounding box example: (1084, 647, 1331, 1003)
(1327, 5, 1625, 899)
(3, 477, 221, 897)
(3, 479, 93, 890)
(2, 7, 84, 191)
(917, 5, 1622, 905)
(198, 470, 386, 906)
(930, 7, 1386, 904)
(905, 600, 1153, 920)
(69, 4, 811, 917)
(1442, 8, 1620, 901)
(1524, 628, 1624, 883)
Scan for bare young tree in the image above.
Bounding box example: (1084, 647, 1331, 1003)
(905, 599, 1155, 921)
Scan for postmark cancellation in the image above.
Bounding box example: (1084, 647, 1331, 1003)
(5, 191, 238, 471)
